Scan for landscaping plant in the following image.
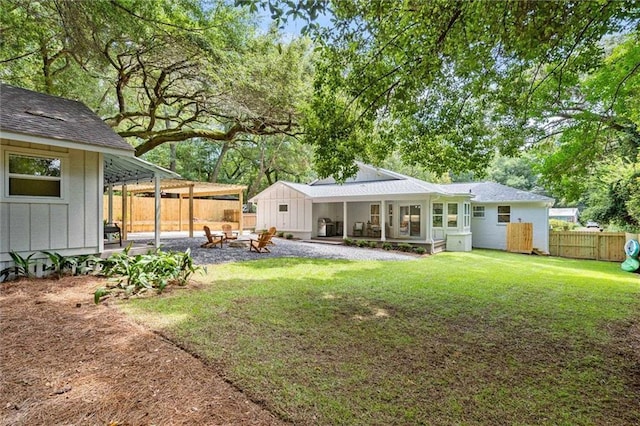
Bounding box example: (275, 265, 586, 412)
(41, 251, 78, 279)
(0, 251, 38, 282)
(94, 246, 202, 304)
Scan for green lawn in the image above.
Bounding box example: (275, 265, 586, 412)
(122, 250, 640, 425)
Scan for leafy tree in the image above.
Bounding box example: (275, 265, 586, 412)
(1, 0, 313, 156)
(239, 1, 638, 181)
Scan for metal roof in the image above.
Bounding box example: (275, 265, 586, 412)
(104, 153, 181, 186)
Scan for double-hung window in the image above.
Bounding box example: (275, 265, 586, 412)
(7, 153, 62, 198)
(370, 204, 380, 225)
(463, 202, 470, 228)
(498, 205, 511, 223)
(473, 206, 485, 218)
(432, 203, 443, 227)
(447, 203, 458, 228)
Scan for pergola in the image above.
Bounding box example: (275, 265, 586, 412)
(108, 179, 247, 244)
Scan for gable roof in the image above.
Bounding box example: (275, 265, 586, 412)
(0, 83, 133, 152)
(549, 208, 579, 216)
(442, 182, 554, 203)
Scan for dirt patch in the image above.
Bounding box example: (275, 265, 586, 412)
(0, 277, 284, 426)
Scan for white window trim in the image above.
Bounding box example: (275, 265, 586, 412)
(463, 202, 470, 228)
(3, 147, 69, 203)
(447, 202, 458, 228)
(432, 202, 444, 228)
(370, 203, 380, 225)
(497, 205, 511, 225)
(472, 205, 485, 219)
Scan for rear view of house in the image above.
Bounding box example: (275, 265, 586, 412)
(0, 84, 175, 274)
(251, 163, 554, 253)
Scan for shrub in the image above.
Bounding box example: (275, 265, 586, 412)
(285, 233, 294, 239)
(382, 242, 393, 251)
(356, 239, 369, 248)
(549, 219, 578, 231)
(41, 251, 78, 279)
(343, 238, 354, 246)
(397, 243, 413, 252)
(414, 247, 427, 255)
(369, 241, 378, 248)
(93, 246, 203, 304)
(277, 231, 285, 238)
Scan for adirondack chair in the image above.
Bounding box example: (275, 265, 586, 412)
(201, 226, 224, 248)
(266, 226, 277, 245)
(221, 223, 238, 241)
(249, 232, 272, 253)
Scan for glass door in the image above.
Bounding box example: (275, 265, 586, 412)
(399, 204, 421, 237)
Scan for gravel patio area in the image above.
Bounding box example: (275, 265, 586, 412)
(138, 236, 419, 265)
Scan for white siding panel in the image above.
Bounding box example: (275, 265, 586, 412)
(84, 151, 99, 247)
(0, 203, 9, 253)
(30, 204, 50, 250)
(9, 204, 29, 251)
(68, 150, 85, 248)
(50, 204, 69, 249)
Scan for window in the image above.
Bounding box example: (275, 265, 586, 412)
(463, 202, 470, 228)
(370, 204, 380, 225)
(387, 204, 393, 227)
(447, 203, 458, 228)
(432, 203, 443, 227)
(498, 205, 511, 223)
(7, 153, 62, 197)
(472, 206, 485, 218)
(278, 204, 288, 212)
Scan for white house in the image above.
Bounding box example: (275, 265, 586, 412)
(250, 163, 554, 253)
(549, 207, 579, 223)
(0, 84, 178, 275)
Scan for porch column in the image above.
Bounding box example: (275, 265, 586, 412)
(380, 200, 386, 241)
(154, 175, 161, 248)
(188, 185, 194, 238)
(238, 190, 244, 235)
(107, 184, 114, 224)
(121, 184, 128, 242)
(426, 197, 433, 244)
(343, 201, 348, 239)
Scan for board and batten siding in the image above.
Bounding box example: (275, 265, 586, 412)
(470, 202, 550, 252)
(254, 183, 312, 236)
(0, 140, 102, 264)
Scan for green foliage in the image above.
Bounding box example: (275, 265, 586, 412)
(381, 242, 393, 251)
(343, 238, 354, 246)
(396, 243, 413, 253)
(93, 246, 202, 304)
(41, 251, 77, 279)
(277, 231, 285, 238)
(0, 251, 37, 282)
(285, 233, 294, 239)
(549, 219, 578, 232)
(355, 239, 369, 248)
(414, 247, 427, 255)
(368, 241, 378, 249)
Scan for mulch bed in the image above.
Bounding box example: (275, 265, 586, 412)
(0, 277, 285, 426)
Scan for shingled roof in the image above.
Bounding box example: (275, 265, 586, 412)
(0, 84, 133, 152)
(442, 182, 554, 203)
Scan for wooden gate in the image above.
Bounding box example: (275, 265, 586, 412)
(507, 223, 533, 254)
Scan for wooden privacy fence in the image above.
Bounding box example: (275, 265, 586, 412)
(549, 231, 627, 262)
(104, 195, 243, 232)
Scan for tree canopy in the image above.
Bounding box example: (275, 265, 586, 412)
(1, 0, 313, 156)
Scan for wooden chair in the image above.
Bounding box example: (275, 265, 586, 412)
(221, 223, 238, 241)
(201, 226, 224, 248)
(266, 226, 277, 245)
(249, 232, 272, 253)
(353, 222, 364, 237)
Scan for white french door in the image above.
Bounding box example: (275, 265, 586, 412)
(399, 204, 421, 237)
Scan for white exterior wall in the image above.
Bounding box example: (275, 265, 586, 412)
(0, 139, 103, 269)
(470, 202, 550, 251)
(254, 183, 313, 238)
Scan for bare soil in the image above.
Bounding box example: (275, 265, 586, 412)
(0, 277, 284, 426)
